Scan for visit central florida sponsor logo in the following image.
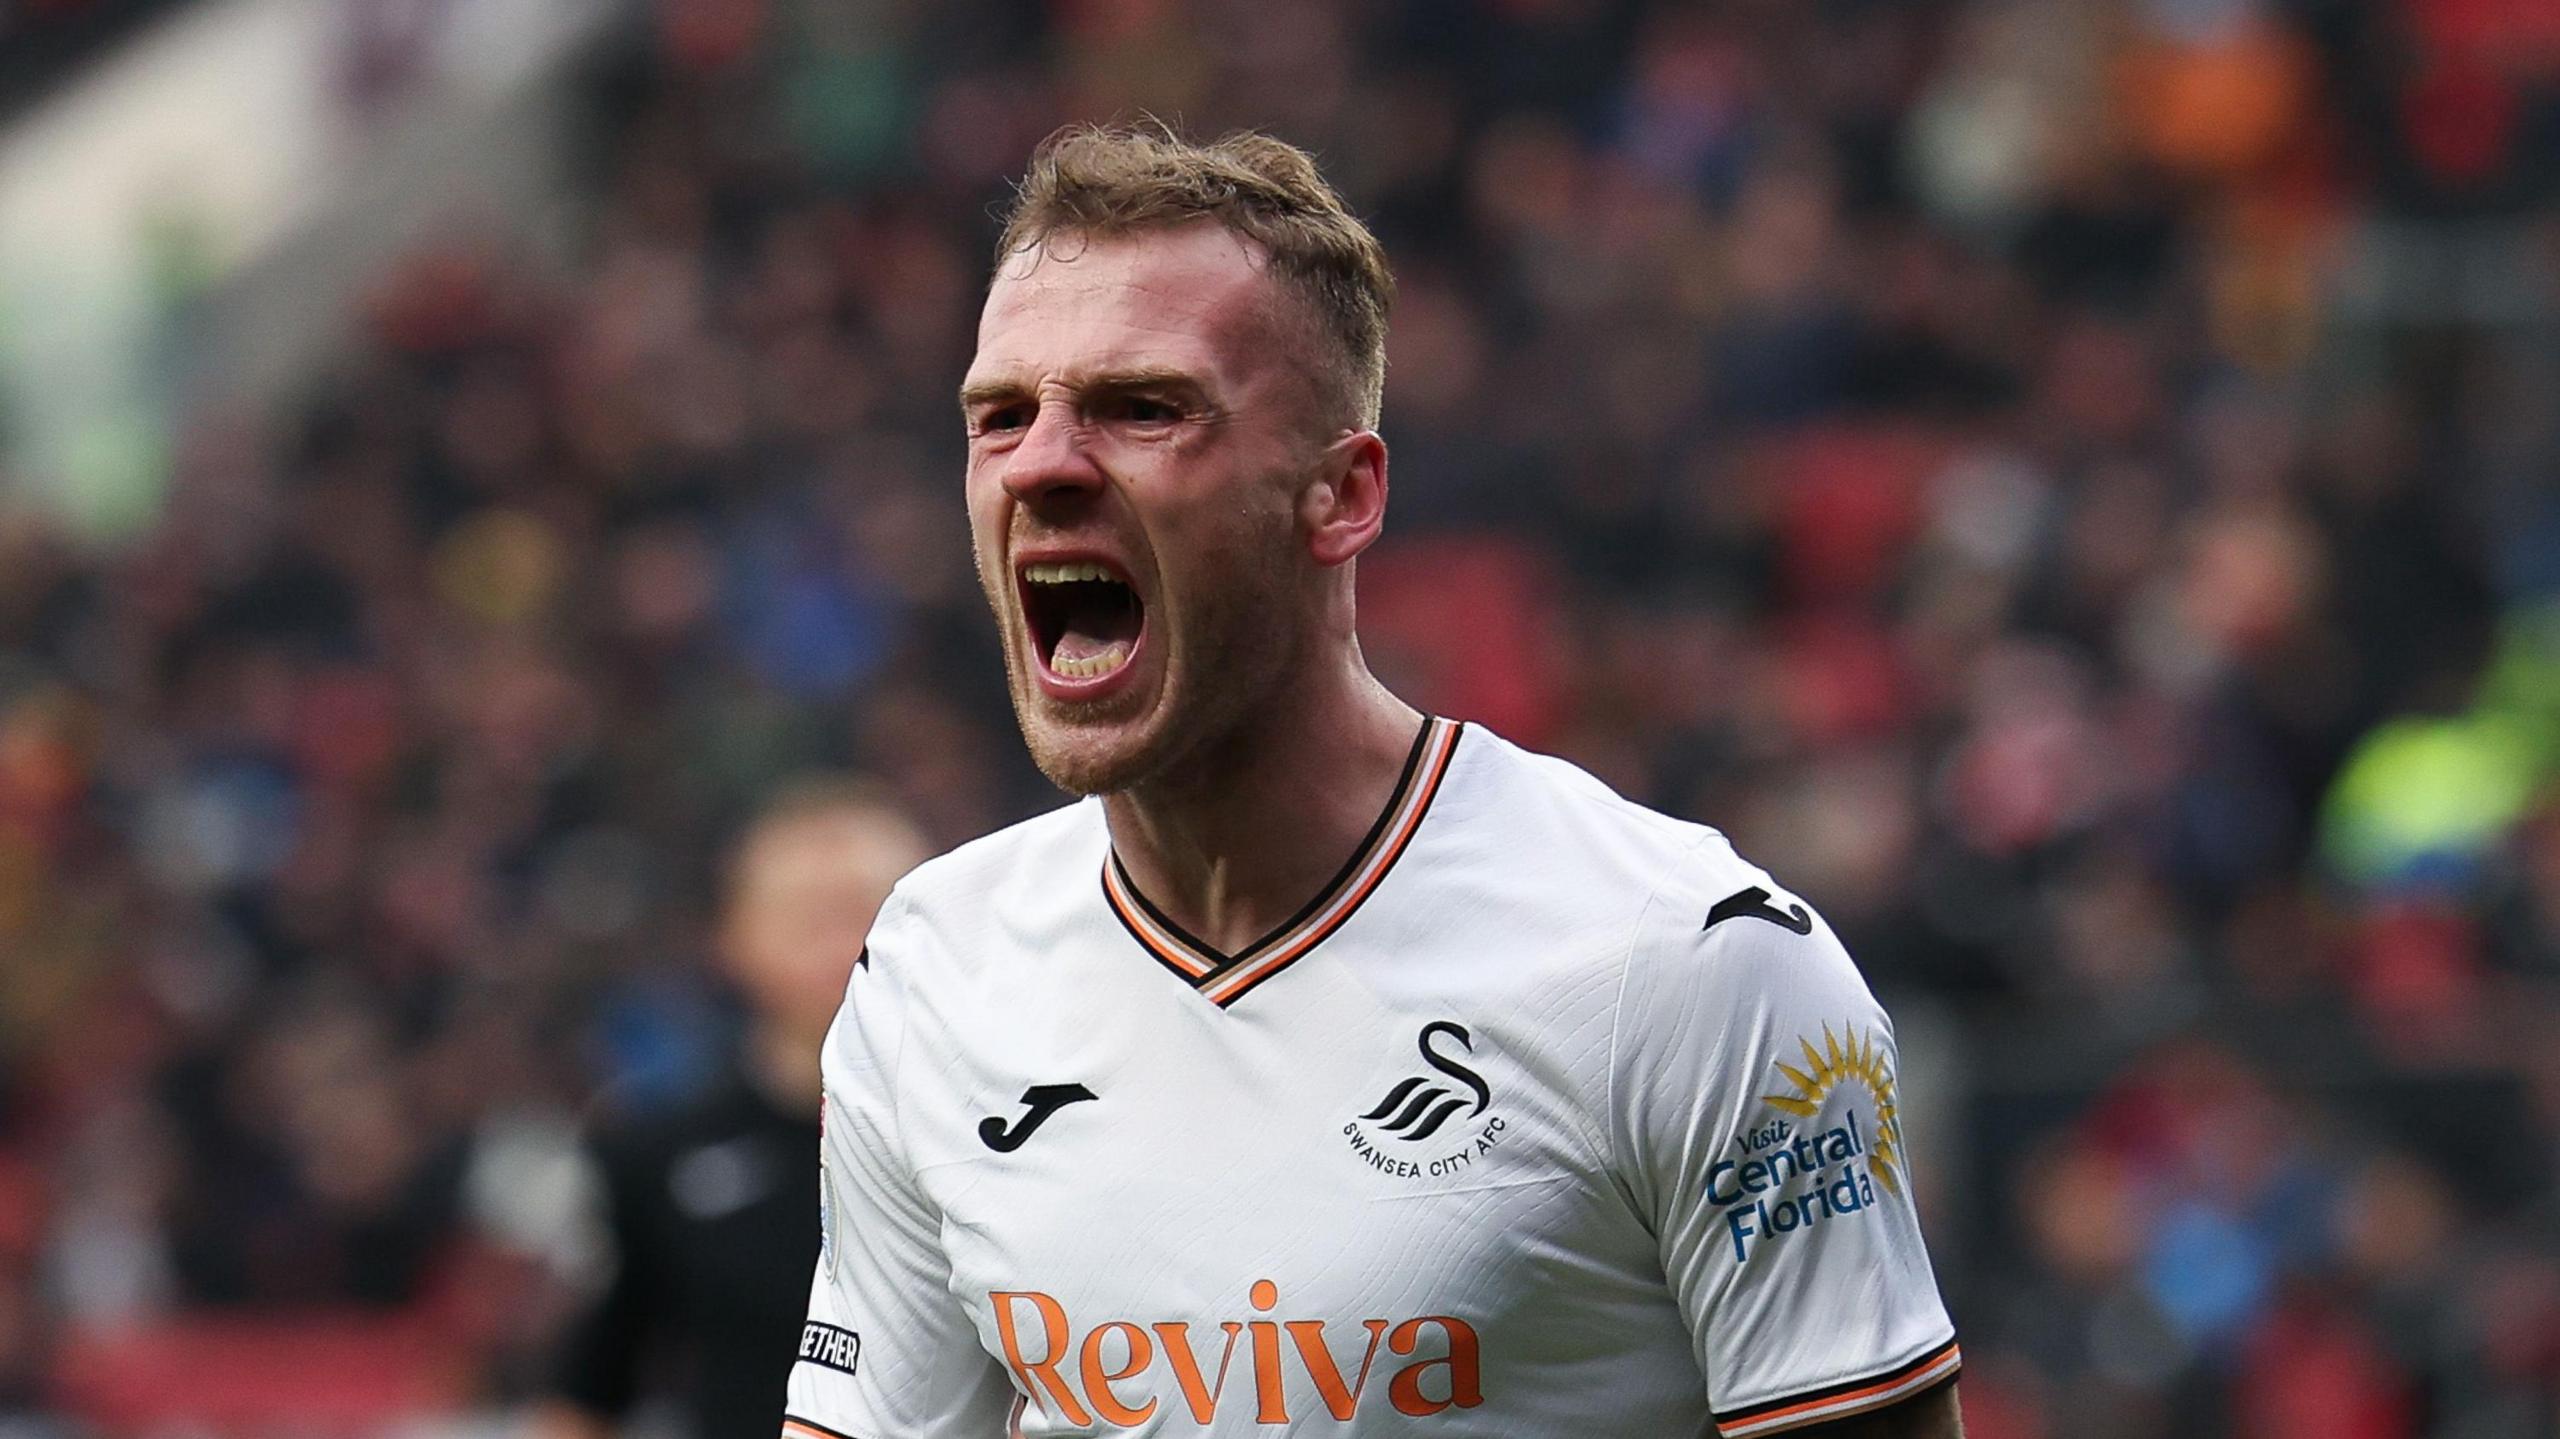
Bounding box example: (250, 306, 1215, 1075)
(1711, 1023, 1906, 1263)
(990, 1281, 1482, 1425)
(1342, 1020, 1508, 1181)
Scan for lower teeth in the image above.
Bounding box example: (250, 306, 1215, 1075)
(1051, 643, 1130, 679)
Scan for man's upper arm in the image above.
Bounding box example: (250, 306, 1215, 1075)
(783, 895, 1013, 1437)
(1610, 853, 1961, 1437)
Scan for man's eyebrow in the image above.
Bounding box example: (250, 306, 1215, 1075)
(958, 378, 1027, 412)
(1080, 367, 1209, 396)
(958, 368, 1211, 412)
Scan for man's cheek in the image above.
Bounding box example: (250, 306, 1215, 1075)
(967, 539, 1009, 614)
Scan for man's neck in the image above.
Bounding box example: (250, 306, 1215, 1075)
(1103, 665, 1423, 957)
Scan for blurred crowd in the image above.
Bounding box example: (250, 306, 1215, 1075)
(2, 0, 2559, 1434)
(0, 0, 196, 117)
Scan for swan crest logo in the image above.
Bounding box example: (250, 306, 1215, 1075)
(1343, 1021, 1508, 1182)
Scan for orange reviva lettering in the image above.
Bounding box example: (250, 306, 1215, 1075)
(1387, 1316, 1485, 1416)
(1152, 1321, 1244, 1424)
(1248, 1279, 1287, 1423)
(991, 1291, 1094, 1426)
(995, 1284, 1483, 1422)
(1079, 1321, 1157, 1426)
(1289, 1319, 1393, 1420)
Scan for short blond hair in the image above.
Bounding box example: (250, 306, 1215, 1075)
(996, 121, 1394, 431)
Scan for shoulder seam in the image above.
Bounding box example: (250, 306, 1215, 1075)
(876, 888, 916, 1184)
(1602, 826, 1729, 1207)
(892, 799, 1092, 897)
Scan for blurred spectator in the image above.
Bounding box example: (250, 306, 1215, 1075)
(533, 780, 926, 1439)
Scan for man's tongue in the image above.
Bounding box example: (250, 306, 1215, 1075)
(1048, 585, 1140, 676)
(1054, 630, 1128, 664)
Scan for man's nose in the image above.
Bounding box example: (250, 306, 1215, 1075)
(1000, 401, 1105, 507)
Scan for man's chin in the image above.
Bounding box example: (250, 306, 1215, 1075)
(1023, 734, 1160, 797)
(1015, 703, 1171, 798)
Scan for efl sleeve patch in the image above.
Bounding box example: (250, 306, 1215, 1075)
(797, 1320, 863, 1377)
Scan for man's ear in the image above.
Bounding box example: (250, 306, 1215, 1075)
(1302, 431, 1388, 567)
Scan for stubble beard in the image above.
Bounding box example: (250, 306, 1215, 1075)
(995, 545, 1299, 800)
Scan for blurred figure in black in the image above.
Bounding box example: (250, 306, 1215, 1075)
(532, 780, 928, 1439)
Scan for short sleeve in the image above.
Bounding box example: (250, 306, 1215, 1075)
(785, 894, 1014, 1438)
(1611, 862, 1959, 1437)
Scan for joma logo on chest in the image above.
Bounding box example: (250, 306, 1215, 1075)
(991, 1279, 1483, 1425)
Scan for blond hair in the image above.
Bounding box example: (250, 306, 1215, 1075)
(996, 121, 1394, 430)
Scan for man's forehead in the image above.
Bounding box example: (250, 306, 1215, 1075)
(969, 225, 1285, 380)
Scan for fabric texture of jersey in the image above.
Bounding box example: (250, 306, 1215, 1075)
(787, 719, 1957, 1436)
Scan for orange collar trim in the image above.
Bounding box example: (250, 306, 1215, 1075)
(1103, 717, 1464, 1007)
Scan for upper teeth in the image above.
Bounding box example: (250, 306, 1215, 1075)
(1024, 562, 1118, 584)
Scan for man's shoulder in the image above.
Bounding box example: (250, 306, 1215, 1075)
(1451, 729, 1848, 992)
(1450, 726, 1763, 915)
(872, 798, 1106, 942)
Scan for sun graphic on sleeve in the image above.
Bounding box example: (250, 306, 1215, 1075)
(1759, 1023, 1904, 1197)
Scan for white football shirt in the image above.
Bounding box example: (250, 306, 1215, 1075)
(787, 718, 1957, 1436)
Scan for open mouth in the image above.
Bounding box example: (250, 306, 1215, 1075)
(1018, 560, 1145, 684)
